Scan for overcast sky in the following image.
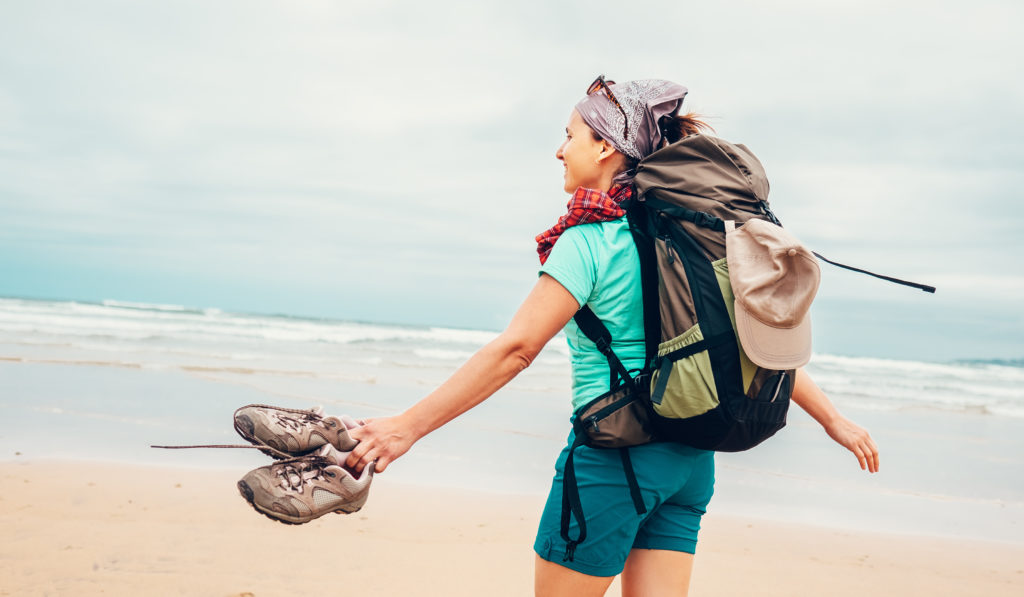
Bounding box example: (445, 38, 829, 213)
(1, 0, 1021, 361)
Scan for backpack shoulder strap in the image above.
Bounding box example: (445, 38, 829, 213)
(573, 306, 632, 388)
(625, 201, 663, 367)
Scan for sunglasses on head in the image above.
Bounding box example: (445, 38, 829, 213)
(587, 75, 629, 139)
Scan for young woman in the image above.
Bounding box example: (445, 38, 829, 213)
(342, 77, 879, 597)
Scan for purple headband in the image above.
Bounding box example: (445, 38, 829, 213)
(575, 78, 688, 161)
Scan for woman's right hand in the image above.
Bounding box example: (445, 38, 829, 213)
(345, 414, 419, 474)
(341, 274, 579, 475)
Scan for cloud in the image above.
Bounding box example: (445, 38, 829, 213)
(0, 0, 1020, 356)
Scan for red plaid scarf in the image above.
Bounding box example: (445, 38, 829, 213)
(536, 184, 632, 264)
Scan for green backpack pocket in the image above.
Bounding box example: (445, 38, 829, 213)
(650, 324, 720, 419)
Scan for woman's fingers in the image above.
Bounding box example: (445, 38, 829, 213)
(855, 429, 878, 473)
(853, 445, 867, 471)
(343, 417, 406, 474)
(346, 437, 372, 472)
(866, 436, 880, 473)
(825, 416, 880, 474)
(853, 433, 879, 473)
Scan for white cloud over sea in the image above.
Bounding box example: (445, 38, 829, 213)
(1, 0, 1021, 360)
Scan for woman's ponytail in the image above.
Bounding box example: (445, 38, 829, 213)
(660, 112, 713, 145)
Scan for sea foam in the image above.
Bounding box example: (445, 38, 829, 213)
(2, 297, 1021, 417)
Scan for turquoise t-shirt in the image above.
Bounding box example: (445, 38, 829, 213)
(539, 217, 646, 411)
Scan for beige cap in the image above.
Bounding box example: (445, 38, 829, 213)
(725, 219, 820, 369)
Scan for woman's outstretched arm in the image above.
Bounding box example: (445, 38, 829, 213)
(791, 368, 880, 473)
(345, 273, 579, 473)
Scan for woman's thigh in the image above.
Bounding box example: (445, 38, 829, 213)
(534, 554, 615, 597)
(621, 549, 695, 597)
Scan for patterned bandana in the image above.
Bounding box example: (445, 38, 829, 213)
(575, 79, 688, 161)
(535, 184, 633, 265)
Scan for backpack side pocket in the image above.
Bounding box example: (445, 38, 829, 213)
(649, 324, 721, 420)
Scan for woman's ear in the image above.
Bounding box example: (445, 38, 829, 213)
(596, 139, 617, 163)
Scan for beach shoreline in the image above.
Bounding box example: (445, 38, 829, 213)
(3, 459, 1021, 596)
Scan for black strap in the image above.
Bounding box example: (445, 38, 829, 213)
(643, 195, 936, 294)
(812, 251, 936, 293)
(650, 357, 674, 406)
(573, 306, 632, 388)
(641, 194, 725, 232)
(559, 436, 587, 562)
(763, 198, 934, 293)
(619, 448, 647, 515)
(560, 435, 651, 562)
(626, 203, 662, 366)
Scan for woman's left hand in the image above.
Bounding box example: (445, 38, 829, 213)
(823, 415, 880, 473)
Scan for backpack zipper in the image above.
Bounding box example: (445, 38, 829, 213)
(584, 392, 636, 434)
(769, 371, 787, 403)
(660, 234, 677, 264)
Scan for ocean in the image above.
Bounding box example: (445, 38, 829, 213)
(2, 297, 1022, 544)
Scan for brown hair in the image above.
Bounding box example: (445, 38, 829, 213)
(660, 112, 714, 144)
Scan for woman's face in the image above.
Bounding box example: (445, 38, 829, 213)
(556, 109, 614, 194)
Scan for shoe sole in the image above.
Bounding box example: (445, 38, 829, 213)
(237, 480, 306, 525)
(236, 480, 361, 525)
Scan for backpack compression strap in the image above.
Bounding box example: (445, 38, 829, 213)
(641, 194, 726, 232)
(641, 194, 936, 293)
(811, 251, 936, 293)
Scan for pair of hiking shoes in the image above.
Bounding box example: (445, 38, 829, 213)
(233, 404, 373, 525)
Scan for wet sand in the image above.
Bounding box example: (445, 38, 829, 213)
(2, 459, 1021, 596)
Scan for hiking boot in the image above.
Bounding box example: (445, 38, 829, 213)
(233, 404, 359, 459)
(237, 444, 373, 525)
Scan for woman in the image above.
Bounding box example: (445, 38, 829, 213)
(343, 77, 879, 596)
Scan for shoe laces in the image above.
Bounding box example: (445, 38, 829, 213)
(272, 410, 336, 433)
(273, 456, 338, 494)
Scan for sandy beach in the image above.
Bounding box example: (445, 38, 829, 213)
(2, 302, 1023, 595)
(2, 459, 1021, 597)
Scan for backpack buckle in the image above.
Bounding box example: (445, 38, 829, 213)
(758, 201, 782, 226)
(632, 372, 650, 392)
(692, 211, 721, 231)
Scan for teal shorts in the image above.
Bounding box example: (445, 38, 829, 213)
(533, 431, 715, 577)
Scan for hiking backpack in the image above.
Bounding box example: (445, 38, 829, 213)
(577, 134, 795, 450)
(559, 134, 805, 560)
(557, 133, 935, 559)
